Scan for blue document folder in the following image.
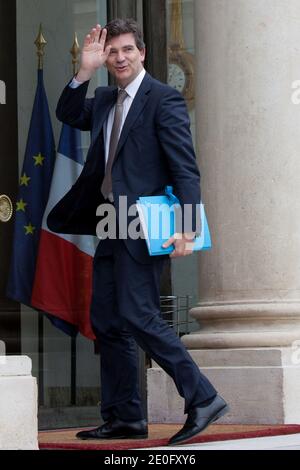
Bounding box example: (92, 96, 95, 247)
(136, 186, 212, 256)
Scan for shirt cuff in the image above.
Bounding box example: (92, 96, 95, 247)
(69, 77, 84, 89)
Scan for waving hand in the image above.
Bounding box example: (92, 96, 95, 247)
(76, 25, 112, 82)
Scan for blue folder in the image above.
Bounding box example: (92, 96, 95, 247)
(136, 186, 212, 256)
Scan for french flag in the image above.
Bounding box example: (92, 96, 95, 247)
(31, 124, 97, 340)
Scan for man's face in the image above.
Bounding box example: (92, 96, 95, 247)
(105, 33, 145, 88)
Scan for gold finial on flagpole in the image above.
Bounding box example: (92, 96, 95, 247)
(70, 33, 80, 76)
(34, 24, 47, 70)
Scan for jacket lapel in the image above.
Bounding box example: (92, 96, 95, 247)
(91, 87, 118, 145)
(114, 73, 152, 162)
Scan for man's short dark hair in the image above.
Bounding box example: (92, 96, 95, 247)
(105, 18, 145, 50)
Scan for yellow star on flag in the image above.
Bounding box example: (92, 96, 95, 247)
(16, 199, 27, 212)
(24, 223, 35, 235)
(20, 173, 31, 186)
(33, 153, 45, 166)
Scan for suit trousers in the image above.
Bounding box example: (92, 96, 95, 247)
(90, 236, 217, 422)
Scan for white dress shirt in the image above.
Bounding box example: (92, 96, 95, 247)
(70, 68, 146, 165)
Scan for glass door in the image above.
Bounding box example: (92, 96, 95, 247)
(16, 0, 108, 429)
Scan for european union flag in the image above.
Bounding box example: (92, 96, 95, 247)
(7, 69, 56, 305)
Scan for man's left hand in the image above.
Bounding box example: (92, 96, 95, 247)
(162, 232, 196, 258)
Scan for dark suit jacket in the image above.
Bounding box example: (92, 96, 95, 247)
(47, 72, 201, 264)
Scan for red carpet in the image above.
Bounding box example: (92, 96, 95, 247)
(38, 424, 300, 450)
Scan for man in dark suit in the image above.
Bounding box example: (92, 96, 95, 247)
(48, 19, 228, 445)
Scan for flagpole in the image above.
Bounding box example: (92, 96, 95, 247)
(70, 33, 80, 406)
(35, 24, 47, 407)
(34, 24, 47, 70)
(70, 32, 80, 76)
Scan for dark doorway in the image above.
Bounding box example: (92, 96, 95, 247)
(0, 0, 20, 354)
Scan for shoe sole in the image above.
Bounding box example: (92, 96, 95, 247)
(77, 433, 149, 441)
(169, 404, 230, 446)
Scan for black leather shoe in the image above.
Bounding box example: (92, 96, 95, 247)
(168, 395, 229, 445)
(76, 418, 148, 440)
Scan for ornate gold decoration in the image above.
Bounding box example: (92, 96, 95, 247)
(170, 0, 185, 49)
(168, 0, 195, 110)
(70, 33, 81, 76)
(34, 24, 47, 70)
(0, 195, 13, 223)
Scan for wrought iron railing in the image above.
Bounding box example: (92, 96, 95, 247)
(160, 295, 198, 336)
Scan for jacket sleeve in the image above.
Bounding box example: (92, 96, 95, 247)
(156, 87, 201, 234)
(56, 79, 94, 131)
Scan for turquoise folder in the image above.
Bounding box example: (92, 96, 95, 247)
(136, 186, 212, 256)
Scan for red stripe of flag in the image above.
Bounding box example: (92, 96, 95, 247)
(31, 230, 95, 340)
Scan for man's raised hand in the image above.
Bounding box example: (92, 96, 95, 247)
(76, 25, 112, 82)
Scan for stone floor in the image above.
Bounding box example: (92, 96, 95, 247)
(143, 433, 300, 450)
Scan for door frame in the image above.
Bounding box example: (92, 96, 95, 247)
(0, 0, 20, 354)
